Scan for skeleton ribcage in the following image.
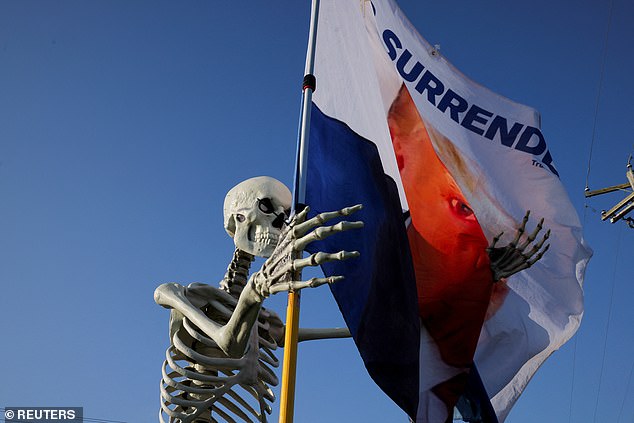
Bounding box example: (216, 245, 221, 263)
(159, 308, 280, 423)
(159, 250, 281, 423)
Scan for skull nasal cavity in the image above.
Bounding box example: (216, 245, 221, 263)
(272, 213, 285, 229)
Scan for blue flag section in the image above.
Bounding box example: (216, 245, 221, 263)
(305, 104, 420, 417)
(458, 366, 499, 423)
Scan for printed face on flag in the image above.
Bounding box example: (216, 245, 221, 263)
(388, 84, 496, 370)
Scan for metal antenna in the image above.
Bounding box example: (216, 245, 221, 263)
(585, 156, 634, 225)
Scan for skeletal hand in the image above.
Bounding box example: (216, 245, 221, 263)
(249, 204, 363, 298)
(487, 211, 550, 282)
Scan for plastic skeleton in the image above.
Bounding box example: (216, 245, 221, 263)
(154, 177, 550, 423)
(154, 176, 361, 422)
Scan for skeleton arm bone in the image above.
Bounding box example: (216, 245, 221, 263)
(154, 268, 351, 358)
(154, 281, 265, 358)
(156, 277, 353, 357)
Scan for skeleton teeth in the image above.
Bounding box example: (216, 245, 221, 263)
(254, 232, 279, 245)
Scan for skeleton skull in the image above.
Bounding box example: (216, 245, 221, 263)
(223, 176, 292, 257)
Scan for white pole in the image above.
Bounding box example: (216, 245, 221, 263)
(292, 0, 320, 208)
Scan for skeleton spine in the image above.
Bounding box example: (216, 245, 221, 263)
(220, 248, 255, 298)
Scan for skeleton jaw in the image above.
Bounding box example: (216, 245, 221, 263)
(235, 225, 281, 257)
(251, 227, 280, 257)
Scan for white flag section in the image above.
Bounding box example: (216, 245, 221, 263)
(305, 0, 592, 422)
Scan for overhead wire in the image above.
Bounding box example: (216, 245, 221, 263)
(583, 0, 614, 192)
(617, 359, 634, 422)
(566, 335, 579, 423)
(591, 223, 623, 423)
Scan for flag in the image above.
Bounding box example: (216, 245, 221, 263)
(303, 1, 592, 422)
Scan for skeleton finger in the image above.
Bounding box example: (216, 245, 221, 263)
(492, 249, 535, 280)
(487, 232, 504, 252)
(268, 276, 344, 295)
(491, 213, 534, 260)
(261, 220, 362, 275)
(488, 241, 516, 268)
(496, 226, 550, 271)
(268, 250, 360, 281)
(488, 211, 553, 281)
(495, 263, 528, 280)
(292, 204, 363, 238)
(259, 243, 293, 275)
(495, 243, 547, 279)
(294, 250, 360, 271)
(527, 243, 550, 267)
(496, 254, 530, 278)
(509, 210, 530, 248)
(493, 241, 550, 280)
(262, 205, 362, 273)
(521, 229, 551, 261)
(293, 220, 364, 252)
(517, 217, 544, 251)
(289, 205, 310, 227)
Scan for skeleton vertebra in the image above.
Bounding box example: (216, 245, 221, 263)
(155, 176, 361, 422)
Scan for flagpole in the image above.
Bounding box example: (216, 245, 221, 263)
(279, 1, 320, 422)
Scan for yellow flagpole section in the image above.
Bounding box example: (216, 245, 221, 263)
(278, 290, 301, 423)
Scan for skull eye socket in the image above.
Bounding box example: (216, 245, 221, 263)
(236, 214, 246, 223)
(257, 198, 276, 214)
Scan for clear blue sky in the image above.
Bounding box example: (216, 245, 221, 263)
(1, 1, 632, 422)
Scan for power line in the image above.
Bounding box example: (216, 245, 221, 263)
(617, 359, 634, 422)
(567, 335, 579, 423)
(584, 0, 615, 192)
(592, 223, 623, 422)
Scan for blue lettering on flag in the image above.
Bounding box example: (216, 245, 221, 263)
(381, 29, 559, 177)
